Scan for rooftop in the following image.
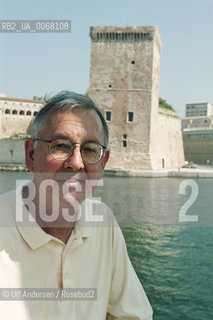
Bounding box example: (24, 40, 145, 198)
(0, 97, 44, 104)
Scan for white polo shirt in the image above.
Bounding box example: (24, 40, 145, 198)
(0, 186, 153, 320)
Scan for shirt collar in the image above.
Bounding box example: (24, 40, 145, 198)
(14, 181, 92, 250)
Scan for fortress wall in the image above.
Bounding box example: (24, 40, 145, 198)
(0, 139, 25, 164)
(151, 113, 184, 169)
(1, 118, 31, 138)
(182, 116, 213, 130)
(89, 90, 154, 170)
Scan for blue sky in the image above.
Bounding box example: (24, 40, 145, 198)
(0, 0, 213, 117)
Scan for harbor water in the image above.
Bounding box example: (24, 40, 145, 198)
(0, 171, 212, 320)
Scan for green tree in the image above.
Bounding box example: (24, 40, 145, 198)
(32, 96, 44, 101)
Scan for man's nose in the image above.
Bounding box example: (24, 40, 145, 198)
(63, 146, 85, 171)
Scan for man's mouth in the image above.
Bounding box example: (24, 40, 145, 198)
(55, 178, 85, 192)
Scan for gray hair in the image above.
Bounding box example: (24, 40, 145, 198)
(28, 91, 109, 147)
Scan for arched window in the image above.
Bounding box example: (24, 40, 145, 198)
(19, 110, 24, 115)
(5, 109, 10, 114)
(26, 111, 32, 116)
(12, 110, 17, 115)
(33, 111, 38, 116)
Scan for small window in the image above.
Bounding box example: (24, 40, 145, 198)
(33, 111, 38, 116)
(128, 112, 134, 122)
(5, 109, 10, 114)
(162, 158, 165, 169)
(123, 140, 127, 148)
(131, 60, 135, 64)
(26, 111, 32, 116)
(19, 110, 24, 115)
(106, 111, 111, 121)
(108, 84, 112, 88)
(123, 134, 127, 139)
(12, 110, 17, 115)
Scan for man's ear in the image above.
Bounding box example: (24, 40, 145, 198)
(101, 149, 110, 169)
(25, 138, 35, 171)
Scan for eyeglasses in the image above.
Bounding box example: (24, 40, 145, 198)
(34, 138, 106, 164)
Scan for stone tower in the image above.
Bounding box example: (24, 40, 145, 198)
(88, 26, 184, 170)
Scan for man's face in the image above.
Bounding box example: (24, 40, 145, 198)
(25, 108, 109, 212)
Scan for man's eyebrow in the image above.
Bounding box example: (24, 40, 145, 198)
(50, 134, 71, 140)
(49, 135, 101, 144)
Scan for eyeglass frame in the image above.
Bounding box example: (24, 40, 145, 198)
(33, 138, 107, 164)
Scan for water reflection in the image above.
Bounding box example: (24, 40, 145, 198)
(94, 177, 213, 228)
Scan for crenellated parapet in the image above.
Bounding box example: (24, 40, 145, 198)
(90, 31, 153, 42)
(90, 26, 162, 51)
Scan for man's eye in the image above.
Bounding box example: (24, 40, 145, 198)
(83, 147, 96, 153)
(53, 143, 70, 150)
(57, 144, 68, 148)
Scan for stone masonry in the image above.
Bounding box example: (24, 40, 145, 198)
(88, 26, 184, 170)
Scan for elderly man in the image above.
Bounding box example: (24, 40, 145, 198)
(0, 91, 153, 319)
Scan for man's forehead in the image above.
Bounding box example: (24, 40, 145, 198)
(41, 108, 104, 137)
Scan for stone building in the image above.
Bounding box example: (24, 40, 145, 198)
(0, 96, 44, 138)
(0, 96, 44, 167)
(88, 26, 184, 170)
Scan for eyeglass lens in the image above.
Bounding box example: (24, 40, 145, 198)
(49, 139, 104, 163)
